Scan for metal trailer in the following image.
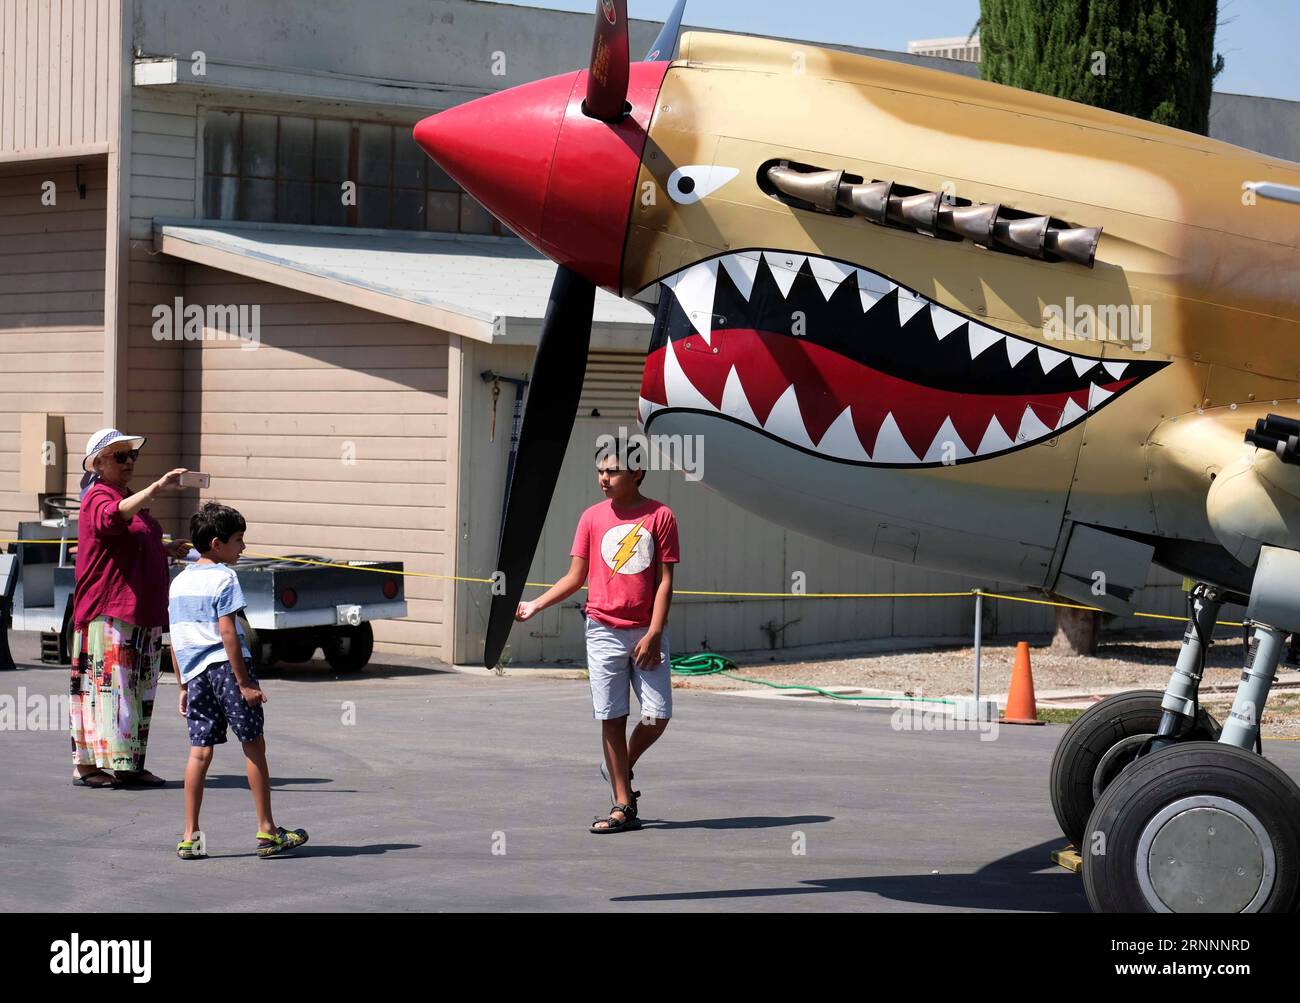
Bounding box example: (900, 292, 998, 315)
(1, 497, 407, 673)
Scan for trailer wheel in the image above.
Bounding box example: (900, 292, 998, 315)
(322, 623, 374, 672)
(59, 604, 75, 665)
(271, 633, 318, 665)
(1083, 742, 1300, 912)
(238, 613, 272, 671)
(1050, 690, 1220, 848)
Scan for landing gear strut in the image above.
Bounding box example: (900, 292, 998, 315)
(1049, 584, 1223, 848)
(1073, 549, 1300, 912)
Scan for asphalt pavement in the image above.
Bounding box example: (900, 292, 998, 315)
(9, 633, 1294, 912)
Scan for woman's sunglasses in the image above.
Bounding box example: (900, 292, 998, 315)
(108, 448, 140, 463)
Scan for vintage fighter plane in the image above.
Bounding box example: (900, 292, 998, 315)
(414, 1, 1300, 912)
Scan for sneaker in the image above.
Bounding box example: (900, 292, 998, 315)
(256, 826, 309, 857)
(176, 832, 208, 860)
(599, 762, 638, 803)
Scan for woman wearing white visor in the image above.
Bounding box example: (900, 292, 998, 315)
(69, 428, 190, 788)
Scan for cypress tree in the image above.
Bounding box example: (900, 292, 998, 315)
(979, 0, 1224, 135)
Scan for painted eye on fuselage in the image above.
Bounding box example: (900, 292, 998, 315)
(667, 164, 740, 205)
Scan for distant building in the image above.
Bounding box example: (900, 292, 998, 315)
(908, 34, 981, 62)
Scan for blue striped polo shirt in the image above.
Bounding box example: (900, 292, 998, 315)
(168, 562, 253, 684)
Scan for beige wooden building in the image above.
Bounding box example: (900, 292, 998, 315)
(6, 0, 1287, 665)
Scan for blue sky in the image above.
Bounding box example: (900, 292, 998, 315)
(489, 0, 1300, 103)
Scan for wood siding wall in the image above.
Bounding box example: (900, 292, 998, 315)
(120, 89, 196, 530)
(0, 158, 105, 537)
(0, 0, 116, 155)
(179, 264, 453, 660)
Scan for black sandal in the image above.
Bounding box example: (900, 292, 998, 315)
(590, 802, 641, 834)
(73, 770, 121, 789)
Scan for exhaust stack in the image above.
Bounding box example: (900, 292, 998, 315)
(764, 164, 1101, 266)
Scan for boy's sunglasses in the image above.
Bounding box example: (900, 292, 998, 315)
(109, 448, 140, 463)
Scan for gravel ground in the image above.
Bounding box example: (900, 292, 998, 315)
(669, 634, 1300, 738)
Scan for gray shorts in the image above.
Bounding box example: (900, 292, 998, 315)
(585, 616, 672, 721)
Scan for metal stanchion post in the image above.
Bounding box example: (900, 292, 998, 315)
(973, 589, 983, 704)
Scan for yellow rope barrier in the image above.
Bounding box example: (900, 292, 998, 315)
(0, 539, 1249, 625)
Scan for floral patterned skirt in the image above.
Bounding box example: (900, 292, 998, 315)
(69, 616, 163, 772)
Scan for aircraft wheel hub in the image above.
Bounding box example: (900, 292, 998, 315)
(1136, 796, 1274, 912)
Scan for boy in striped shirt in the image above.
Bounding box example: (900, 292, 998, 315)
(168, 501, 308, 859)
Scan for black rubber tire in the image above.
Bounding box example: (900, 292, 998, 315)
(237, 612, 272, 671)
(59, 603, 75, 664)
(1082, 742, 1300, 912)
(1050, 689, 1220, 848)
(322, 622, 374, 672)
(271, 633, 318, 665)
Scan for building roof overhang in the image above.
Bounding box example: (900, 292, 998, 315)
(153, 219, 652, 347)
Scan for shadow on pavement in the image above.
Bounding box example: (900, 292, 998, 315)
(640, 814, 833, 831)
(263, 842, 422, 859)
(202, 775, 343, 791)
(610, 838, 1089, 912)
(255, 659, 452, 681)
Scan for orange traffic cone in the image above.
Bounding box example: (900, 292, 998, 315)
(1002, 641, 1045, 725)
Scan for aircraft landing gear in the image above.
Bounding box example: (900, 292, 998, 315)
(1078, 549, 1300, 912)
(1082, 743, 1300, 912)
(1049, 583, 1223, 848)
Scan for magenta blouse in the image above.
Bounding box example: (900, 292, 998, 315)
(71, 481, 170, 631)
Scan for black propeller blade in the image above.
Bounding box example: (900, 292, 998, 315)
(645, 0, 687, 61)
(584, 0, 630, 121)
(483, 267, 596, 669)
(482, 0, 689, 668)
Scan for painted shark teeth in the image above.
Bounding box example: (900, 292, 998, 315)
(720, 364, 759, 426)
(817, 406, 871, 461)
(648, 250, 1157, 466)
(923, 417, 974, 463)
(662, 258, 720, 345)
(763, 384, 817, 449)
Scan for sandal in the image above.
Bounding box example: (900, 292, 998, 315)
(256, 826, 309, 857)
(599, 762, 640, 806)
(590, 802, 641, 834)
(73, 770, 121, 789)
(176, 833, 208, 860)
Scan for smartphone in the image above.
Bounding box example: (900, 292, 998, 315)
(179, 471, 211, 489)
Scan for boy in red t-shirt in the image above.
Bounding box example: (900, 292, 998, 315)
(516, 449, 679, 834)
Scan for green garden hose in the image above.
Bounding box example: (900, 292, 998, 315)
(670, 652, 954, 704)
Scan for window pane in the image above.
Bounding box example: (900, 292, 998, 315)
(393, 189, 423, 230)
(278, 181, 312, 225)
(427, 159, 456, 192)
(357, 186, 391, 228)
(204, 110, 240, 176)
(239, 179, 276, 221)
(425, 190, 459, 232)
(460, 193, 495, 234)
(314, 119, 350, 182)
(358, 124, 392, 186)
(393, 131, 426, 189)
(313, 182, 347, 226)
(278, 116, 314, 181)
(241, 113, 277, 179)
(205, 175, 238, 219)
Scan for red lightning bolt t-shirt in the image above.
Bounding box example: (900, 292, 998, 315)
(571, 497, 680, 629)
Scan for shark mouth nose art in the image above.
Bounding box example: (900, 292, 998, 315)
(637, 250, 1166, 466)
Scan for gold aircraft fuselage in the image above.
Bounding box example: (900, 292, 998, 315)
(626, 34, 1300, 605)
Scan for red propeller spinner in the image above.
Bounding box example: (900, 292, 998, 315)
(413, 63, 667, 292)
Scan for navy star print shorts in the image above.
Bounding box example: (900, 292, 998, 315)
(186, 662, 265, 746)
